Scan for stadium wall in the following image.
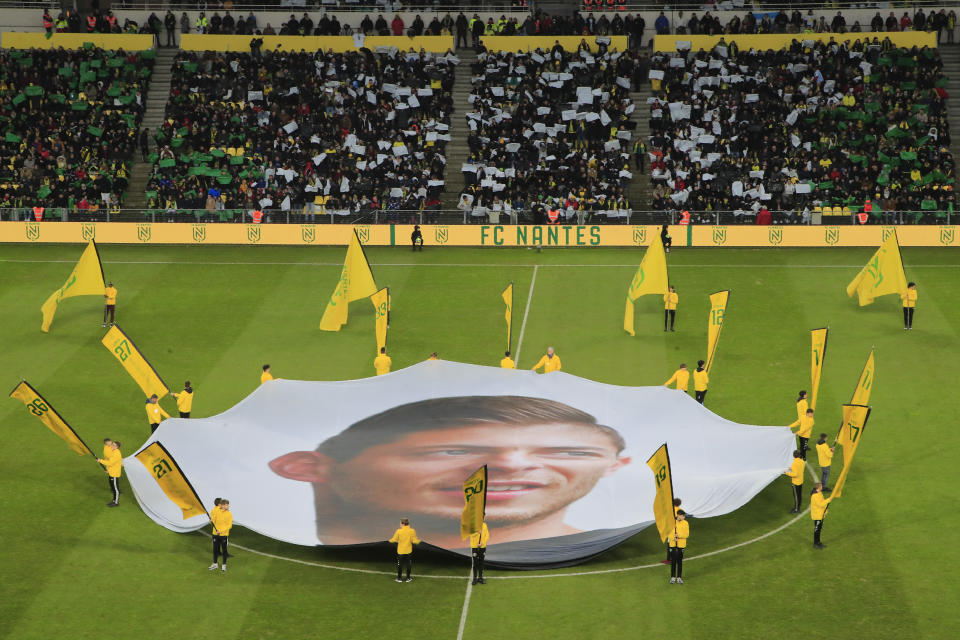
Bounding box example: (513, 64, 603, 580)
(178, 33, 453, 52)
(654, 31, 937, 52)
(1, 222, 956, 247)
(481, 35, 628, 51)
(0, 32, 154, 50)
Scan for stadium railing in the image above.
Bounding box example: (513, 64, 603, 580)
(0, 1, 531, 12)
(4, 209, 954, 225)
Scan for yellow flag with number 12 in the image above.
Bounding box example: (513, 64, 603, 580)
(646, 443, 676, 544)
(135, 442, 208, 520)
(706, 290, 730, 373)
(371, 287, 389, 352)
(460, 465, 487, 540)
(9, 381, 95, 457)
(101, 325, 170, 398)
(810, 327, 829, 410)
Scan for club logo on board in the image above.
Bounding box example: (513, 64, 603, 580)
(25, 222, 40, 241)
(768, 227, 783, 246)
(824, 226, 839, 245)
(81, 222, 96, 241)
(712, 226, 727, 246)
(435, 225, 449, 244)
(192, 224, 206, 243)
(247, 224, 261, 243)
(940, 226, 955, 246)
(355, 226, 370, 244)
(632, 226, 646, 245)
(136, 223, 152, 242)
(301, 225, 316, 244)
(881, 227, 895, 242)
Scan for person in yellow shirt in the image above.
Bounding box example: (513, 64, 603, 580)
(664, 363, 689, 392)
(171, 381, 193, 418)
(209, 498, 233, 571)
(784, 450, 805, 513)
(810, 483, 836, 549)
(661, 497, 683, 564)
(500, 350, 515, 369)
(428, 352, 439, 360)
(693, 360, 708, 404)
(96, 439, 122, 507)
(668, 509, 689, 584)
(389, 518, 421, 582)
(815, 432, 834, 491)
(374, 347, 392, 376)
(145, 394, 169, 433)
(531, 346, 561, 373)
(470, 521, 490, 585)
(902, 281, 917, 329)
(260, 364, 275, 384)
(103, 281, 117, 327)
(663, 285, 678, 332)
(790, 408, 814, 460)
(792, 390, 808, 421)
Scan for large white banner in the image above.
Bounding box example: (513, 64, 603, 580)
(126, 361, 794, 566)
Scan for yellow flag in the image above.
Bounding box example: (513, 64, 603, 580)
(40, 240, 105, 332)
(624, 234, 669, 336)
(706, 290, 730, 373)
(502, 283, 513, 352)
(460, 465, 487, 540)
(810, 328, 829, 410)
(319, 230, 379, 331)
(371, 287, 389, 352)
(832, 404, 871, 498)
(646, 443, 676, 544)
(101, 325, 170, 398)
(135, 442, 208, 520)
(850, 350, 875, 406)
(846, 231, 908, 306)
(9, 381, 95, 457)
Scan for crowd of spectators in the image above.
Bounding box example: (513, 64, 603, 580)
(646, 37, 954, 223)
(144, 47, 456, 221)
(460, 40, 641, 223)
(0, 46, 153, 217)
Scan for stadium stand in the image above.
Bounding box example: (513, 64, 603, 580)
(0, 46, 154, 219)
(143, 47, 457, 222)
(646, 37, 954, 223)
(459, 41, 641, 223)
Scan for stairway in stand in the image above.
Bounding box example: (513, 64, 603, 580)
(938, 43, 960, 187)
(122, 47, 178, 214)
(628, 78, 652, 223)
(441, 48, 478, 218)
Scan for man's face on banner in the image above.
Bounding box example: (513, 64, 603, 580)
(325, 422, 630, 526)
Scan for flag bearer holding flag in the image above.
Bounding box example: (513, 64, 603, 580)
(902, 282, 918, 329)
(97, 440, 123, 507)
(669, 510, 689, 584)
(470, 523, 490, 585)
(790, 408, 815, 460)
(810, 484, 835, 549)
(209, 499, 233, 572)
(785, 450, 805, 513)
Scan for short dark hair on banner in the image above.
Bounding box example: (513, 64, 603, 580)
(316, 396, 626, 461)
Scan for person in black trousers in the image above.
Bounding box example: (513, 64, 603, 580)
(661, 224, 672, 253)
(139, 128, 149, 161)
(411, 225, 424, 251)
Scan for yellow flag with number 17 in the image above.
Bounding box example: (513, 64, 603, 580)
(135, 442, 208, 520)
(502, 283, 513, 352)
(850, 350, 875, 406)
(832, 404, 871, 498)
(706, 290, 730, 373)
(460, 465, 487, 540)
(646, 443, 676, 544)
(371, 287, 389, 352)
(9, 381, 95, 458)
(810, 327, 829, 410)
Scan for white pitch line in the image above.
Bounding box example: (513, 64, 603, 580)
(455, 567, 475, 640)
(513, 264, 538, 363)
(1, 258, 957, 269)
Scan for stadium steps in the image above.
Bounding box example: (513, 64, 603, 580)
(443, 49, 478, 210)
(939, 45, 960, 172)
(629, 81, 652, 214)
(124, 47, 178, 211)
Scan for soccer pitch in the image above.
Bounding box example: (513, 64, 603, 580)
(1, 243, 958, 639)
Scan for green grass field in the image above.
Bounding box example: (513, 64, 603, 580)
(1, 243, 958, 639)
